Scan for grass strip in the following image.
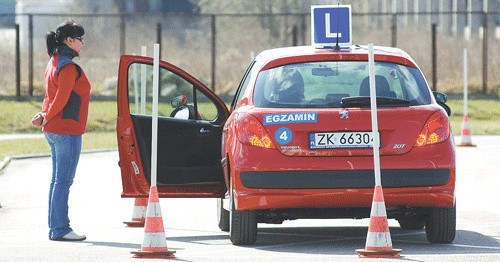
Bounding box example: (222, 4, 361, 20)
(0, 132, 117, 161)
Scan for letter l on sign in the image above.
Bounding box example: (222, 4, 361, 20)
(325, 13, 341, 38)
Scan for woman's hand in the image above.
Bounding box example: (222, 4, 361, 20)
(31, 112, 48, 127)
(40, 112, 48, 126)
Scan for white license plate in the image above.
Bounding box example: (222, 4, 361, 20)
(309, 132, 379, 149)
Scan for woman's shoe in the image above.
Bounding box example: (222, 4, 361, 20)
(53, 231, 86, 241)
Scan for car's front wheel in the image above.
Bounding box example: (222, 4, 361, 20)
(229, 182, 257, 245)
(425, 205, 456, 244)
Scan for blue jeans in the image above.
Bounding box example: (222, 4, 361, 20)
(44, 132, 82, 240)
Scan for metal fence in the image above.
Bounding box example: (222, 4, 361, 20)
(0, 11, 498, 98)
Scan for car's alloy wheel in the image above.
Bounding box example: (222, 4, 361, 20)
(229, 181, 257, 245)
(425, 205, 456, 244)
(217, 197, 229, 232)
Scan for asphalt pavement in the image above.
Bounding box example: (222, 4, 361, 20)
(0, 136, 499, 261)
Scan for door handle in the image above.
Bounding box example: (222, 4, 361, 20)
(199, 127, 210, 133)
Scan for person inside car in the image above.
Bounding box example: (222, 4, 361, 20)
(270, 68, 305, 104)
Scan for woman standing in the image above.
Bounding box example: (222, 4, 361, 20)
(33, 20, 90, 241)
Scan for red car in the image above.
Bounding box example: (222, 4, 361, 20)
(116, 45, 455, 246)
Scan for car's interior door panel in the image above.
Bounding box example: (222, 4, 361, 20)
(132, 115, 224, 186)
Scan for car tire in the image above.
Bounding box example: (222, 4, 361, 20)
(425, 205, 456, 244)
(398, 217, 425, 230)
(229, 182, 257, 245)
(217, 197, 229, 232)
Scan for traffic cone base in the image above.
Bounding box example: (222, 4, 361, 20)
(124, 220, 145, 227)
(356, 248, 402, 258)
(457, 141, 476, 147)
(457, 143, 476, 147)
(131, 250, 176, 259)
(124, 198, 148, 227)
(132, 186, 175, 259)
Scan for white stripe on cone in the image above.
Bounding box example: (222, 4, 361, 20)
(366, 231, 393, 248)
(146, 202, 162, 217)
(370, 201, 387, 217)
(142, 232, 168, 248)
(132, 205, 147, 219)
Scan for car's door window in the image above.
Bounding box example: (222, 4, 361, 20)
(125, 62, 224, 186)
(127, 62, 218, 121)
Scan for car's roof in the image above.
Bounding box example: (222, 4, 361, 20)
(257, 45, 418, 70)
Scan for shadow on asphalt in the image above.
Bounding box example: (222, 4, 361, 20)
(84, 241, 140, 249)
(166, 226, 500, 256)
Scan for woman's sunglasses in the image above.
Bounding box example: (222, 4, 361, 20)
(72, 36, 84, 42)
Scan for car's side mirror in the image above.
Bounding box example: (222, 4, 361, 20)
(433, 92, 447, 103)
(433, 92, 451, 116)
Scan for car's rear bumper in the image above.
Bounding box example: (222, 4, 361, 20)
(229, 139, 456, 211)
(233, 184, 455, 211)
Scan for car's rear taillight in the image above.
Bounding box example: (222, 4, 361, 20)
(415, 111, 450, 147)
(237, 114, 275, 148)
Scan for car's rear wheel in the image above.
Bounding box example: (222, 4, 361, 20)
(217, 197, 229, 232)
(425, 205, 456, 244)
(397, 216, 425, 230)
(229, 182, 257, 245)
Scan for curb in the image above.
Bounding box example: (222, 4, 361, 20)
(0, 148, 117, 174)
(0, 156, 11, 174)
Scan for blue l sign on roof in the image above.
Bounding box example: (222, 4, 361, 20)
(311, 5, 352, 49)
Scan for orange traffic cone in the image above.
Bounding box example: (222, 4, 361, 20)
(131, 186, 175, 259)
(457, 114, 476, 147)
(356, 185, 401, 258)
(124, 198, 148, 227)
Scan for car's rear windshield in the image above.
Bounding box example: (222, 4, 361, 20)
(253, 61, 431, 108)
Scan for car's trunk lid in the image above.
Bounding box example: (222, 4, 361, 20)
(248, 106, 439, 157)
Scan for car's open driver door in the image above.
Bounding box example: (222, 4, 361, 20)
(116, 55, 229, 198)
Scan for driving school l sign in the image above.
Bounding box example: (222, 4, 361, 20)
(311, 5, 352, 49)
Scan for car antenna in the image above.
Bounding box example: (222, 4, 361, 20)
(334, 3, 341, 50)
